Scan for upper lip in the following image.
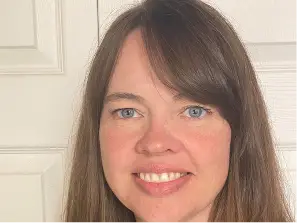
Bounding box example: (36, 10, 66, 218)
(132, 163, 192, 174)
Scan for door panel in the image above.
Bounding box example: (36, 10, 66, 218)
(0, 0, 98, 221)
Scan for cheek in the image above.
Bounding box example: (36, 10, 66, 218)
(99, 122, 141, 154)
(177, 119, 231, 199)
(179, 119, 231, 167)
(99, 121, 143, 174)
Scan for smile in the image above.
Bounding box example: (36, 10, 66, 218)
(133, 171, 192, 197)
(137, 172, 189, 183)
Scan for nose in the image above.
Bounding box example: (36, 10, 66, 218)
(135, 122, 183, 156)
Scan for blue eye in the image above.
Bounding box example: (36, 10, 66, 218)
(184, 106, 207, 118)
(115, 108, 140, 119)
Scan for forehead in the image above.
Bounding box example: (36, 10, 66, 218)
(104, 30, 222, 113)
(110, 30, 151, 85)
(107, 30, 175, 100)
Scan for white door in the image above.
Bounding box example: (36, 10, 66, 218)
(0, 0, 97, 221)
(98, 0, 296, 214)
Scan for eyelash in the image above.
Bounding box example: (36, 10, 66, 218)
(110, 108, 142, 119)
(181, 105, 212, 116)
(110, 105, 212, 120)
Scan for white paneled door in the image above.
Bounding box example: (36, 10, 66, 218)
(0, 0, 295, 221)
(0, 0, 97, 221)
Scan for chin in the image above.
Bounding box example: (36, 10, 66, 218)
(132, 206, 191, 222)
(135, 213, 179, 222)
(130, 199, 211, 222)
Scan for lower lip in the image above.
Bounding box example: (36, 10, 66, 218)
(133, 173, 192, 197)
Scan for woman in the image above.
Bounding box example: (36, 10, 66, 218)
(65, 0, 293, 221)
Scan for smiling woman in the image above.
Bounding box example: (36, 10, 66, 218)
(64, 0, 293, 221)
(99, 30, 231, 221)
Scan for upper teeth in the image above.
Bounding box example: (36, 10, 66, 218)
(138, 172, 187, 183)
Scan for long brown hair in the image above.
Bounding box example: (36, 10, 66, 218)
(64, 0, 293, 221)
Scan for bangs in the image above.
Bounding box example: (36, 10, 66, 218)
(139, 0, 241, 127)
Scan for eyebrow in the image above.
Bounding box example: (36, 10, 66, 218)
(104, 92, 189, 105)
(104, 92, 145, 104)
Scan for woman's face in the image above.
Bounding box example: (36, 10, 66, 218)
(99, 30, 231, 222)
